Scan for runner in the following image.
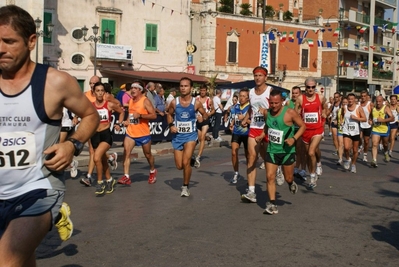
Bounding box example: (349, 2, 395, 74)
(194, 84, 215, 168)
(286, 86, 307, 181)
(0, 5, 99, 264)
(91, 82, 124, 194)
(341, 93, 367, 173)
(359, 90, 373, 162)
(262, 90, 306, 214)
(229, 88, 250, 184)
(295, 77, 327, 189)
(167, 77, 208, 197)
(241, 66, 272, 203)
(329, 92, 342, 157)
(388, 95, 399, 157)
(117, 81, 158, 185)
(370, 96, 395, 167)
(336, 97, 348, 165)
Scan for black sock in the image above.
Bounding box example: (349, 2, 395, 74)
(270, 200, 276, 205)
(55, 212, 62, 224)
(288, 181, 293, 186)
(183, 184, 189, 187)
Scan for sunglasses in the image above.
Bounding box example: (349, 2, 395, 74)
(306, 86, 316, 89)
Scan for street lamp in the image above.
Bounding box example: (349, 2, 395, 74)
(34, 17, 54, 63)
(81, 24, 110, 76)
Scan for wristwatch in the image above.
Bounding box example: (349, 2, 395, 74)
(67, 138, 84, 156)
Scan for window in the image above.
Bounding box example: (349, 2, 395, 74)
(301, 49, 308, 68)
(43, 12, 52, 44)
(228, 41, 237, 63)
(146, 24, 158, 51)
(71, 53, 85, 66)
(72, 29, 83, 40)
(101, 19, 115, 44)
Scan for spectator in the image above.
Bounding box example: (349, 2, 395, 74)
(212, 89, 223, 141)
(166, 88, 177, 111)
(116, 83, 128, 104)
(154, 84, 166, 116)
(145, 82, 156, 107)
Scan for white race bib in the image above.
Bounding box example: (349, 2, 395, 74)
(0, 131, 36, 169)
(98, 109, 109, 121)
(129, 114, 139, 124)
(176, 121, 193, 133)
(268, 128, 284, 144)
(304, 112, 318, 124)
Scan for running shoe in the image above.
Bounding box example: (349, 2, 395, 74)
(95, 183, 105, 195)
(316, 165, 323, 176)
(308, 174, 317, 189)
(118, 175, 132, 185)
(181, 186, 190, 197)
(329, 132, 332, 136)
(384, 153, 390, 162)
(241, 189, 257, 203)
(343, 158, 351, 170)
(215, 137, 223, 142)
(230, 173, 240, 184)
(358, 145, 363, 153)
(105, 177, 116, 194)
(263, 202, 278, 215)
(332, 151, 338, 156)
(259, 162, 265, 169)
(206, 136, 212, 146)
(148, 169, 157, 184)
(108, 152, 118, 171)
(297, 169, 307, 181)
(194, 156, 201, 168)
(336, 159, 343, 166)
(80, 175, 92, 187)
(388, 150, 392, 158)
(370, 160, 378, 168)
(379, 144, 383, 152)
(190, 155, 196, 167)
(276, 166, 284, 186)
(350, 165, 356, 173)
(289, 181, 298, 194)
(55, 202, 73, 241)
(70, 160, 78, 178)
(363, 154, 368, 162)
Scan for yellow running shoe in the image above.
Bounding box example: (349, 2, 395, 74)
(55, 202, 73, 241)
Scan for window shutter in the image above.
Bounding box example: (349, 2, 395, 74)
(301, 49, 308, 68)
(228, 41, 237, 63)
(43, 12, 52, 43)
(101, 19, 115, 44)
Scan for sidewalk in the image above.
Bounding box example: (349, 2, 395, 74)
(74, 132, 232, 167)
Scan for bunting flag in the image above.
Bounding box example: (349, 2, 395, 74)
(321, 28, 326, 32)
(308, 39, 314, 47)
(268, 31, 275, 41)
(313, 29, 319, 34)
(171, 9, 174, 15)
(382, 23, 388, 32)
(345, 25, 351, 30)
(296, 31, 301, 39)
(359, 26, 368, 33)
(373, 25, 378, 33)
(392, 23, 398, 33)
(333, 28, 340, 37)
(288, 32, 294, 42)
(370, 45, 376, 50)
(297, 37, 302, 44)
(280, 32, 287, 42)
(326, 41, 332, 48)
(317, 40, 323, 47)
(142, 0, 145, 4)
(302, 30, 308, 39)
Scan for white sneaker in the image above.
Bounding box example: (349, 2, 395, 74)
(259, 162, 265, 169)
(350, 164, 356, 173)
(108, 152, 118, 171)
(180, 186, 190, 197)
(276, 166, 284, 186)
(363, 154, 368, 162)
(316, 165, 322, 176)
(215, 137, 223, 142)
(230, 173, 240, 184)
(70, 160, 78, 178)
(194, 156, 200, 168)
(308, 174, 317, 189)
(343, 158, 351, 170)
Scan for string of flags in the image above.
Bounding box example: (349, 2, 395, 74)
(141, 0, 185, 15)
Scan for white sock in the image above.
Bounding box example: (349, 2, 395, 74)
(125, 174, 130, 178)
(235, 171, 239, 175)
(249, 186, 255, 192)
(150, 169, 156, 173)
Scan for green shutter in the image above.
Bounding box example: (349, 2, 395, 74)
(43, 12, 52, 43)
(101, 19, 115, 44)
(77, 80, 85, 92)
(145, 24, 157, 51)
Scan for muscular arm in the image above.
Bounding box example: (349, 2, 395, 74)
(294, 96, 302, 114)
(384, 108, 395, 123)
(143, 98, 157, 120)
(167, 99, 177, 133)
(195, 100, 208, 120)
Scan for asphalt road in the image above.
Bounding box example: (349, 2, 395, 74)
(36, 137, 399, 267)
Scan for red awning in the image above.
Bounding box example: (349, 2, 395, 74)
(101, 69, 230, 84)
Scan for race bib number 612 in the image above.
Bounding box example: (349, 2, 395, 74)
(0, 131, 36, 169)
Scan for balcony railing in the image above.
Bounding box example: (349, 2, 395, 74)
(372, 69, 393, 80)
(375, 17, 394, 30)
(356, 13, 370, 24)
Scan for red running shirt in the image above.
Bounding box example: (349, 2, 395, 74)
(301, 94, 323, 130)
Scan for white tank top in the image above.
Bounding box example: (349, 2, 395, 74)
(249, 86, 272, 129)
(360, 101, 371, 129)
(0, 64, 63, 199)
(390, 106, 398, 124)
(62, 107, 73, 127)
(343, 105, 360, 136)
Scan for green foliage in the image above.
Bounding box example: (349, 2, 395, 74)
(264, 5, 275, 18)
(283, 10, 293, 21)
(240, 3, 253, 16)
(219, 0, 234, 14)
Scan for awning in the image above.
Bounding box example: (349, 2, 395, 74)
(217, 80, 290, 93)
(101, 69, 231, 84)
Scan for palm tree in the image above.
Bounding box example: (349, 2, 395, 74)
(240, 3, 253, 16)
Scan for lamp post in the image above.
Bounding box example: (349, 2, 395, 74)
(81, 24, 110, 76)
(34, 17, 54, 63)
(336, 8, 344, 92)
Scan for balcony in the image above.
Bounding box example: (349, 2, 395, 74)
(377, 0, 397, 7)
(355, 12, 370, 24)
(372, 69, 393, 80)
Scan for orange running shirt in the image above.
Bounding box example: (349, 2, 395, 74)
(126, 97, 150, 138)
